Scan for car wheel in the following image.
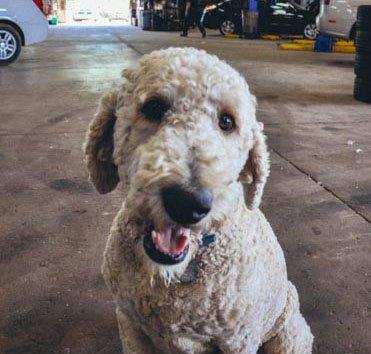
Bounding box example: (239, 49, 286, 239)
(354, 77, 371, 103)
(355, 60, 371, 79)
(303, 24, 317, 40)
(350, 23, 357, 40)
(355, 52, 371, 64)
(355, 30, 371, 55)
(219, 20, 236, 35)
(0, 24, 21, 66)
(355, 47, 371, 79)
(357, 5, 371, 30)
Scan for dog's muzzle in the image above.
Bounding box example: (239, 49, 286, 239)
(142, 184, 213, 265)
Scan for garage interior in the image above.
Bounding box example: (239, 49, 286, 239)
(0, 1, 370, 354)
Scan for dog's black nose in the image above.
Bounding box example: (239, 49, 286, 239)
(161, 185, 213, 225)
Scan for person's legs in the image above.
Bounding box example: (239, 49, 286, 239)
(181, 13, 190, 36)
(181, 10, 205, 37)
(198, 23, 206, 37)
(194, 10, 206, 37)
(197, 14, 206, 37)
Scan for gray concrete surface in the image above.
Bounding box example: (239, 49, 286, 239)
(0, 25, 369, 354)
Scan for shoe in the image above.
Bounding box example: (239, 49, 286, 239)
(202, 31, 206, 38)
(180, 33, 188, 37)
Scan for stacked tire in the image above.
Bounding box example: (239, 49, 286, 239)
(354, 5, 371, 103)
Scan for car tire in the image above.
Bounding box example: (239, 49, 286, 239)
(357, 5, 371, 30)
(0, 23, 22, 66)
(350, 23, 357, 40)
(355, 52, 371, 62)
(355, 61, 371, 79)
(303, 24, 317, 40)
(219, 20, 237, 35)
(354, 77, 371, 103)
(355, 52, 371, 76)
(355, 30, 371, 55)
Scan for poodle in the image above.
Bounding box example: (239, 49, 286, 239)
(84, 47, 313, 354)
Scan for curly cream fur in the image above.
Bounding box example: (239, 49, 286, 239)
(84, 47, 313, 353)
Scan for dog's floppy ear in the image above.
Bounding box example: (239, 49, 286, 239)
(84, 90, 119, 194)
(239, 122, 270, 210)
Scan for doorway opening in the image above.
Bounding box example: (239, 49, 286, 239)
(42, 0, 131, 25)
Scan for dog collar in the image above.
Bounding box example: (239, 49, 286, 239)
(179, 232, 217, 283)
(201, 232, 216, 248)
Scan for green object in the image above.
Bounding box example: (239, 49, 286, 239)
(49, 17, 58, 25)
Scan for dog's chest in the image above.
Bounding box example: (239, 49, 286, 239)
(131, 239, 268, 340)
(110, 209, 288, 349)
(133, 273, 248, 340)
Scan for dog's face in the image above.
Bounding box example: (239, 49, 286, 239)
(84, 48, 269, 280)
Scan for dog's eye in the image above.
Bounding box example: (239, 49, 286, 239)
(219, 113, 235, 132)
(141, 98, 169, 122)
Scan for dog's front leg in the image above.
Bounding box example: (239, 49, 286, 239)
(116, 307, 157, 354)
(261, 282, 313, 354)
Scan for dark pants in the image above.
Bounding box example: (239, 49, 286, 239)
(182, 10, 205, 35)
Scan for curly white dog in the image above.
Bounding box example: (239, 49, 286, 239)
(84, 47, 313, 354)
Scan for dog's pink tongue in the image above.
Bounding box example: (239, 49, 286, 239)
(152, 227, 190, 255)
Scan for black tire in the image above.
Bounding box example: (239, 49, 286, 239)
(219, 19, 238, 35)
(0, 23, 22, 66)
(354, 60, 371, 79)
(354, 77, 371, 103)
(355, 30, 371, 54)
(357, 5, 371, 30)
(303, 23, 317, 40)
(355, 52, 371, 64)
(350, 23, 357, 40)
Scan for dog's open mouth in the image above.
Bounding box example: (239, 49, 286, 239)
(143, 224, 190, 265)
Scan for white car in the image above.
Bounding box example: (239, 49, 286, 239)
(0, 0, 48, 65)
(73, 9, 97, 22)
(316, 0, 371, 39)
(108, 10, 129, 22)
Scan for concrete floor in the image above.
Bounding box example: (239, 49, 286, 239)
(0, 25, 370, 354)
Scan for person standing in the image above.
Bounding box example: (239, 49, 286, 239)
(181, 0, 206, 37)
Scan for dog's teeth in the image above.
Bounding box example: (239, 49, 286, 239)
(151, 230, 157, 241)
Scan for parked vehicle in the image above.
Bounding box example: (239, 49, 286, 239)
(201, 0, 242, 35)
(264, 0, 319, 39)
(73, 9, 98, 22)
(201, 0, 318, 38)
(316, 0, 371, 39)
(108, 10, 129, 22)
(0, 0, 48, 65)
